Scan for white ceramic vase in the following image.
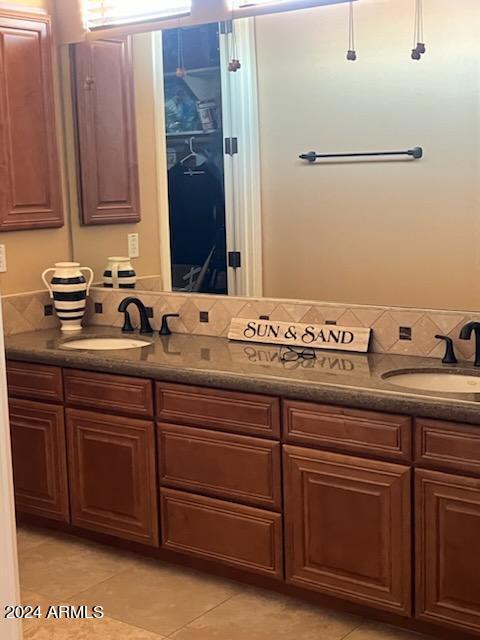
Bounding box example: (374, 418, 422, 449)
(42, 262, 94, 332)
(103, 257, 136, 289)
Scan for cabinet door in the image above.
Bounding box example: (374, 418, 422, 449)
(72, 36, 140, 225)
(9, 399, 69, 522)
(0, 10, 63, 231)
(284, 445, 411, 616)
(67, 409, 158, 546)
(416, 469, 480, 634)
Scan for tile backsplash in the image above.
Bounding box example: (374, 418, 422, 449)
(2, 287, 477, 361)
(86, 288, 477, 361)
(2, 290, 60, 336)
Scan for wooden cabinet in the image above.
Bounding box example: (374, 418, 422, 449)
(283, 400, 412, 462)
(0, 9, 63, 231)
(67, 408, 158, 546)
(72, 36, 140, 225)
(284, 445, 412, 616)
(7, 361, 63, 403)
(161, 488, 283, 578)
(156, 382, 280, 439)
(415, 418, 480, 477)
(415, 469, 480, 634)
(64, 369, 153, 418)
(9, 359, 480, 637)
(9, 399, 69, 522)
(159, 423, 282, 510)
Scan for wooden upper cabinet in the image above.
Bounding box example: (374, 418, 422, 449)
(0, 9, 63, 231)
(72, 36, 140, 225)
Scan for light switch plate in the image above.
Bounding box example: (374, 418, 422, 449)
(128, 233, 139, 259)
(0, 245, 6, 273)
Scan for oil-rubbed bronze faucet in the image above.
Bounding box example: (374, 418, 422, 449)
(159, 314, 180, 336)
(459, 321, 480, 367)
(435, 335, 457, 365)
(118, 297, 153, 334)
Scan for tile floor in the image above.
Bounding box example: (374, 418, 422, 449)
(15, 525, 428, 640)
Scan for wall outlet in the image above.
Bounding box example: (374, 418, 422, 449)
(0, 245, 6, 273)
(128, 233, 139, 259)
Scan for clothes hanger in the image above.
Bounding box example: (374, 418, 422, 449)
(181, 137, 206, 175)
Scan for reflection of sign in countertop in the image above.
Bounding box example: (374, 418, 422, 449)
(228, 318, 371, 353)
(228, 342, 372, 376)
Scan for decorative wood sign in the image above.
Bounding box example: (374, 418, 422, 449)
(228, 318, 371, 353)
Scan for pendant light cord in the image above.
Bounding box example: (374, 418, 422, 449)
(178, 29, 184, 70)
(232, 22, 239, 61)
(418, 0, 424, 44)
(412, 0, 426, 58)
(228, 8, 241, 71)
(349, 0, 355, 52)
(414, 0, 424, 46)
(346, 0, 357, 60)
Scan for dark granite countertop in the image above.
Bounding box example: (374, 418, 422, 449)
(5, 327, 480, 425)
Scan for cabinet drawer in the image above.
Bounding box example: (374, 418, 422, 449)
(156, 383, 280, 439)
(415, 418, 480, 476)
(9, 399, 69, 522)
(283, 400, 412, 462)
(67, 408, 158, 546)
(64, 369, 153, 418)
(159, 423, 281, 509)
(161, 488, 283, 578)
(7, 361, 63, 403)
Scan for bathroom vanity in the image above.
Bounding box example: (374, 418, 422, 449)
(5, 328, 480, 640)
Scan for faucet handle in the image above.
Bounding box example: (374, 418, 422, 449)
(159, 314, 180, 336)
(121, 311, 135, 333)
(435, 335, 458, 365)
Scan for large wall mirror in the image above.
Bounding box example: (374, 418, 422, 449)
(63, 0, 480, 311)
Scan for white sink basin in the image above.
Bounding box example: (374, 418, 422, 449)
(61, 337, 151, 351)
(384, 371, 480, 394)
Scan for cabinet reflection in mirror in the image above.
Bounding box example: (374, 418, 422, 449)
(64, 0, 480, 311)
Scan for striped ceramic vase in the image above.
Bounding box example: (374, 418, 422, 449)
(42, 262, 94, 332)
(103, 257, 136, 289)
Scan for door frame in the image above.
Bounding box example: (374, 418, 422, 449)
(152, 31, 173, 292)
(220, 17, 263, 298)
(0, 302, 22, 640)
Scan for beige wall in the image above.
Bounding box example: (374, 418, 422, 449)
(0, 0, 73, 295)
(66, 33, 163, 286)
(256, 0, 480, 311)
(9, 0, 51, 8)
